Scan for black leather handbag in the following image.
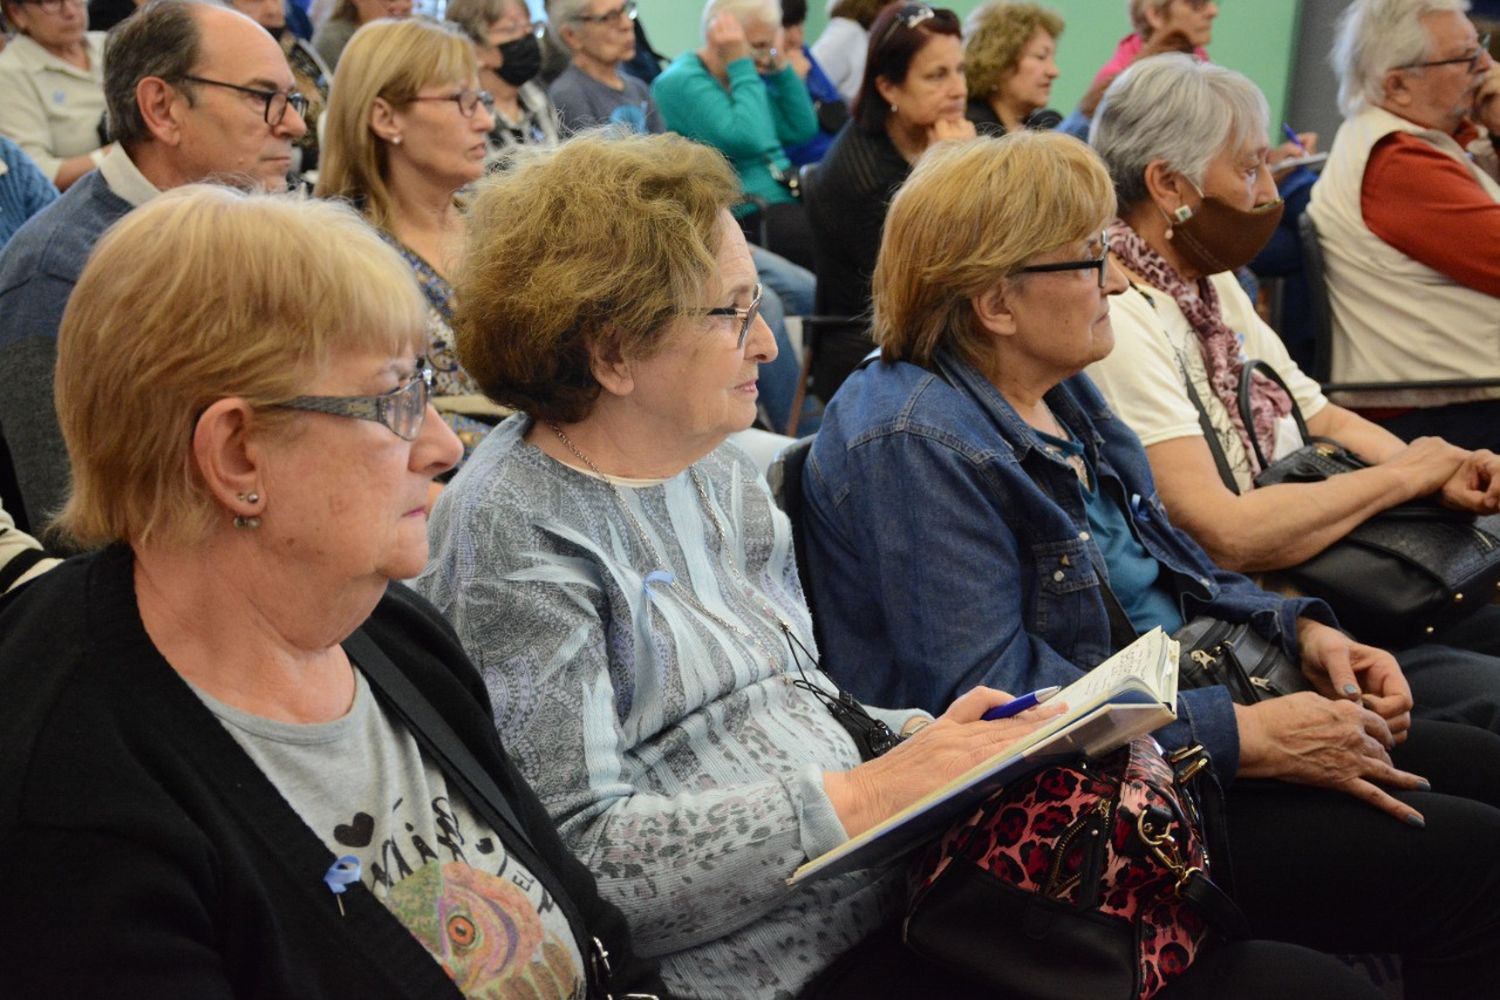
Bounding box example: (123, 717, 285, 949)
(1184, 359, 1500, 646)
(1172, 616, 1311, 703)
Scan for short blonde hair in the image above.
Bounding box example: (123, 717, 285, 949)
(874, 131, 1115, 369)
(54, 185, 426, 549)
(316, 17, 478, 232)
(456, 131, 739, 423)
(964, 2, 1064, 101)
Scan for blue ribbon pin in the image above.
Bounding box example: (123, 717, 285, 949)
(324, 855, 361, 916)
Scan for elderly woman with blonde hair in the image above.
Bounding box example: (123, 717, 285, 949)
(319, 17, 503, 467)
(801, 128, 1500, 997)
(962, 1, 1064, 135)
(0, 184, 663, 998)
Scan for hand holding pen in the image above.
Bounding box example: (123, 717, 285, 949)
(981, 685, 1062, 722)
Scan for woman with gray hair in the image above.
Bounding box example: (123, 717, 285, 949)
(547, 0, 663, 133)
(1083, 54, 1500, 736)
(651, 0, 819, 269)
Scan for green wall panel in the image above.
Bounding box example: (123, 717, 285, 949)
(640, 0, 1301, 136)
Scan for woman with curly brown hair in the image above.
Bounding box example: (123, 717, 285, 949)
(961, 1, 1064, 136)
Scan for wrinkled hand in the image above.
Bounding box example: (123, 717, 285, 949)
(707, 12, 750, 65)
(1474, 65, 1500, 135)
(1382, 436, 1471, 501)
(928, 116, 977, 145)
(1440, 448, 1500, 512)
(1297, 618, 1412, 742)
(823, 687, 1066, 838)
(1268, 132, 1318, 172)
(1234, 693, 1427, 826)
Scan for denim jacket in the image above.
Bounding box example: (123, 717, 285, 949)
(802, 351, 1336, 784)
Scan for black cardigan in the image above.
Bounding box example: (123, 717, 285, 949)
(0, 545, 665, 998)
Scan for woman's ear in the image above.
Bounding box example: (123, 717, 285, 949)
(368, 96, 402, 145)
(588, 334, 636, 398)
(1142, 158, 1191, 217)
(972, 282, 1019, 338)
(193, 398, 265, 521)
(874, 74, 899, 110)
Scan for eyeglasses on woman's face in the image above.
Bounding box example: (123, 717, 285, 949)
(572, 0, 636, 26)
(1015, 233, 1112, 289)
(692, 283, 764, 349)
(408, 88, 496, 118)
(179, 75, 309, 127)
(275, 360, 433, 440)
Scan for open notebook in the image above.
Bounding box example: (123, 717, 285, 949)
(788, 628, 1180, 886)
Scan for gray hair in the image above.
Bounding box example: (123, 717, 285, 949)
(1090, 53, 1269, 212)
(103, 0, 211, 147)
(1330, 0, 1471, 116)
(549, 0, 595, 29)
(700, 0, 781, 38)
(446, 0, 526, 43)
(1126, 0, 1172, 37)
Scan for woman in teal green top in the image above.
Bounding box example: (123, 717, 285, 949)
(652, 0, 819, 269)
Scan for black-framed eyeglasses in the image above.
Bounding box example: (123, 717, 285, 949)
(408, 89, 495, 117)
(1395, 32, 1491, 72)
(571, 0, 636, 25)
(695, 283, 763, 349)
(274, 360, 433, 440)
(178, 75, 308, 127)
(1015, 233, 1112, 289)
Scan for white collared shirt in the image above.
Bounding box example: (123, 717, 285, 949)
(97, 144, 161, 209)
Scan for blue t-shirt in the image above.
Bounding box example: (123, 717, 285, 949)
(1036, 425, 1184, 636)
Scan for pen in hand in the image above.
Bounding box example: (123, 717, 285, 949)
(981, 686, 1062, 722)
(1281, 122, 1308, 154)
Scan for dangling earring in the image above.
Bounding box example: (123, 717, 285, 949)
(1164, 203, 1192, 240)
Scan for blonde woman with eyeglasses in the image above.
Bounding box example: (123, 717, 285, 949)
(320, 16, 505, 469)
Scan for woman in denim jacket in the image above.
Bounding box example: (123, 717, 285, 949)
(802, 131, 1500, 997)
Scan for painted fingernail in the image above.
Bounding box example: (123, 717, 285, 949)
(1342, 684, 1359, 696)
(1415, 778, 1431, 791)
(1405, 814, 1426, 829)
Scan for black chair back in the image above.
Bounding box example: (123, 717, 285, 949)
(1297, 211, 1335, 384)
(767, 436, 823, 649)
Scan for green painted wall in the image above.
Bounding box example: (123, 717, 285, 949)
(642, 0, 1302, 134)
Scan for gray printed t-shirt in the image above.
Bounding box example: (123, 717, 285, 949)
(547, 64, 663, 135)
(193, 670, 586, 998)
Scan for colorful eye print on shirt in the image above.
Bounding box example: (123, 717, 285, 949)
(387, 861, 583, 998)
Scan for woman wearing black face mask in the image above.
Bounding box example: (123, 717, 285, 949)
(1086, 55, 1500, 693)
(450, 0, 562, 163)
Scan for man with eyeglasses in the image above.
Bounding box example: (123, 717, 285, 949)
(0, 0, 307, 537)
(546, 0, 663, 133)
(1309, 0, 1500, 451)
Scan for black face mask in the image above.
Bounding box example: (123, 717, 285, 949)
(496, 34, 542, 87)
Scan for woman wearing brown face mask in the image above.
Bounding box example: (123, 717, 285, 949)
(1085, 55, 1500, 686)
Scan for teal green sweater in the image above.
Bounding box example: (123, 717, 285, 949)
(652, 53, 817, 212)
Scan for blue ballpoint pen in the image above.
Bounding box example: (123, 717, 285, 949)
(1281, 123, 1308, 154)
(981, 685, 1062, 722)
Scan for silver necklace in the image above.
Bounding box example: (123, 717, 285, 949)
(544, 422, 791, 671)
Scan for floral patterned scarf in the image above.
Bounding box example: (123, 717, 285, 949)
(1107, 219, 1291, 474)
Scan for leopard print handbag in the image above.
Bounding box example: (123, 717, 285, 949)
(903, 736, 1247, 1000)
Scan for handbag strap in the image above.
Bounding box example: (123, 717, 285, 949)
(1237, 359, 1309, 472)
(1177, 350, 1243, 495)
(344, 628, 537, 856)
(1181, 870, 1250, 940)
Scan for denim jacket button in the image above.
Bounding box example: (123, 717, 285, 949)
(1078, 531, 1091, 541)
(1053, 570, 1066, 582)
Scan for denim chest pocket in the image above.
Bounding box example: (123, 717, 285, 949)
(1033, 537, 1100, 595)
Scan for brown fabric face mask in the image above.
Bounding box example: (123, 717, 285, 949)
(1167, 187, 1285, 276)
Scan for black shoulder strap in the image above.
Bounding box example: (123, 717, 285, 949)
(1237, 359, 1309, 472)
(1177, 355, 1242, 495)
(343, 629, 535, 857)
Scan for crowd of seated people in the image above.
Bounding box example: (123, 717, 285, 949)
(5, 0, 1500, 996)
